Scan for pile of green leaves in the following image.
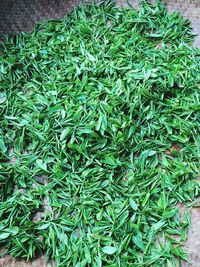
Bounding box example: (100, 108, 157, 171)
(0, 0, 200, 266)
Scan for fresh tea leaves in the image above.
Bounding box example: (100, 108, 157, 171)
(0, 1, 200, 266)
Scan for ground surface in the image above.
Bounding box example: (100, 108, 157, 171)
(0, 0, 199, 266)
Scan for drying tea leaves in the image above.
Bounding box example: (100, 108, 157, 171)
(0, 1, 200, 266)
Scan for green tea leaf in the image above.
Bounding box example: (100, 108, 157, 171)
(102, 246, 117, 255)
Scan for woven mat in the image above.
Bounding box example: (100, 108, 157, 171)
(0, 0, 81, 36)
(0, 1, 200, 267)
